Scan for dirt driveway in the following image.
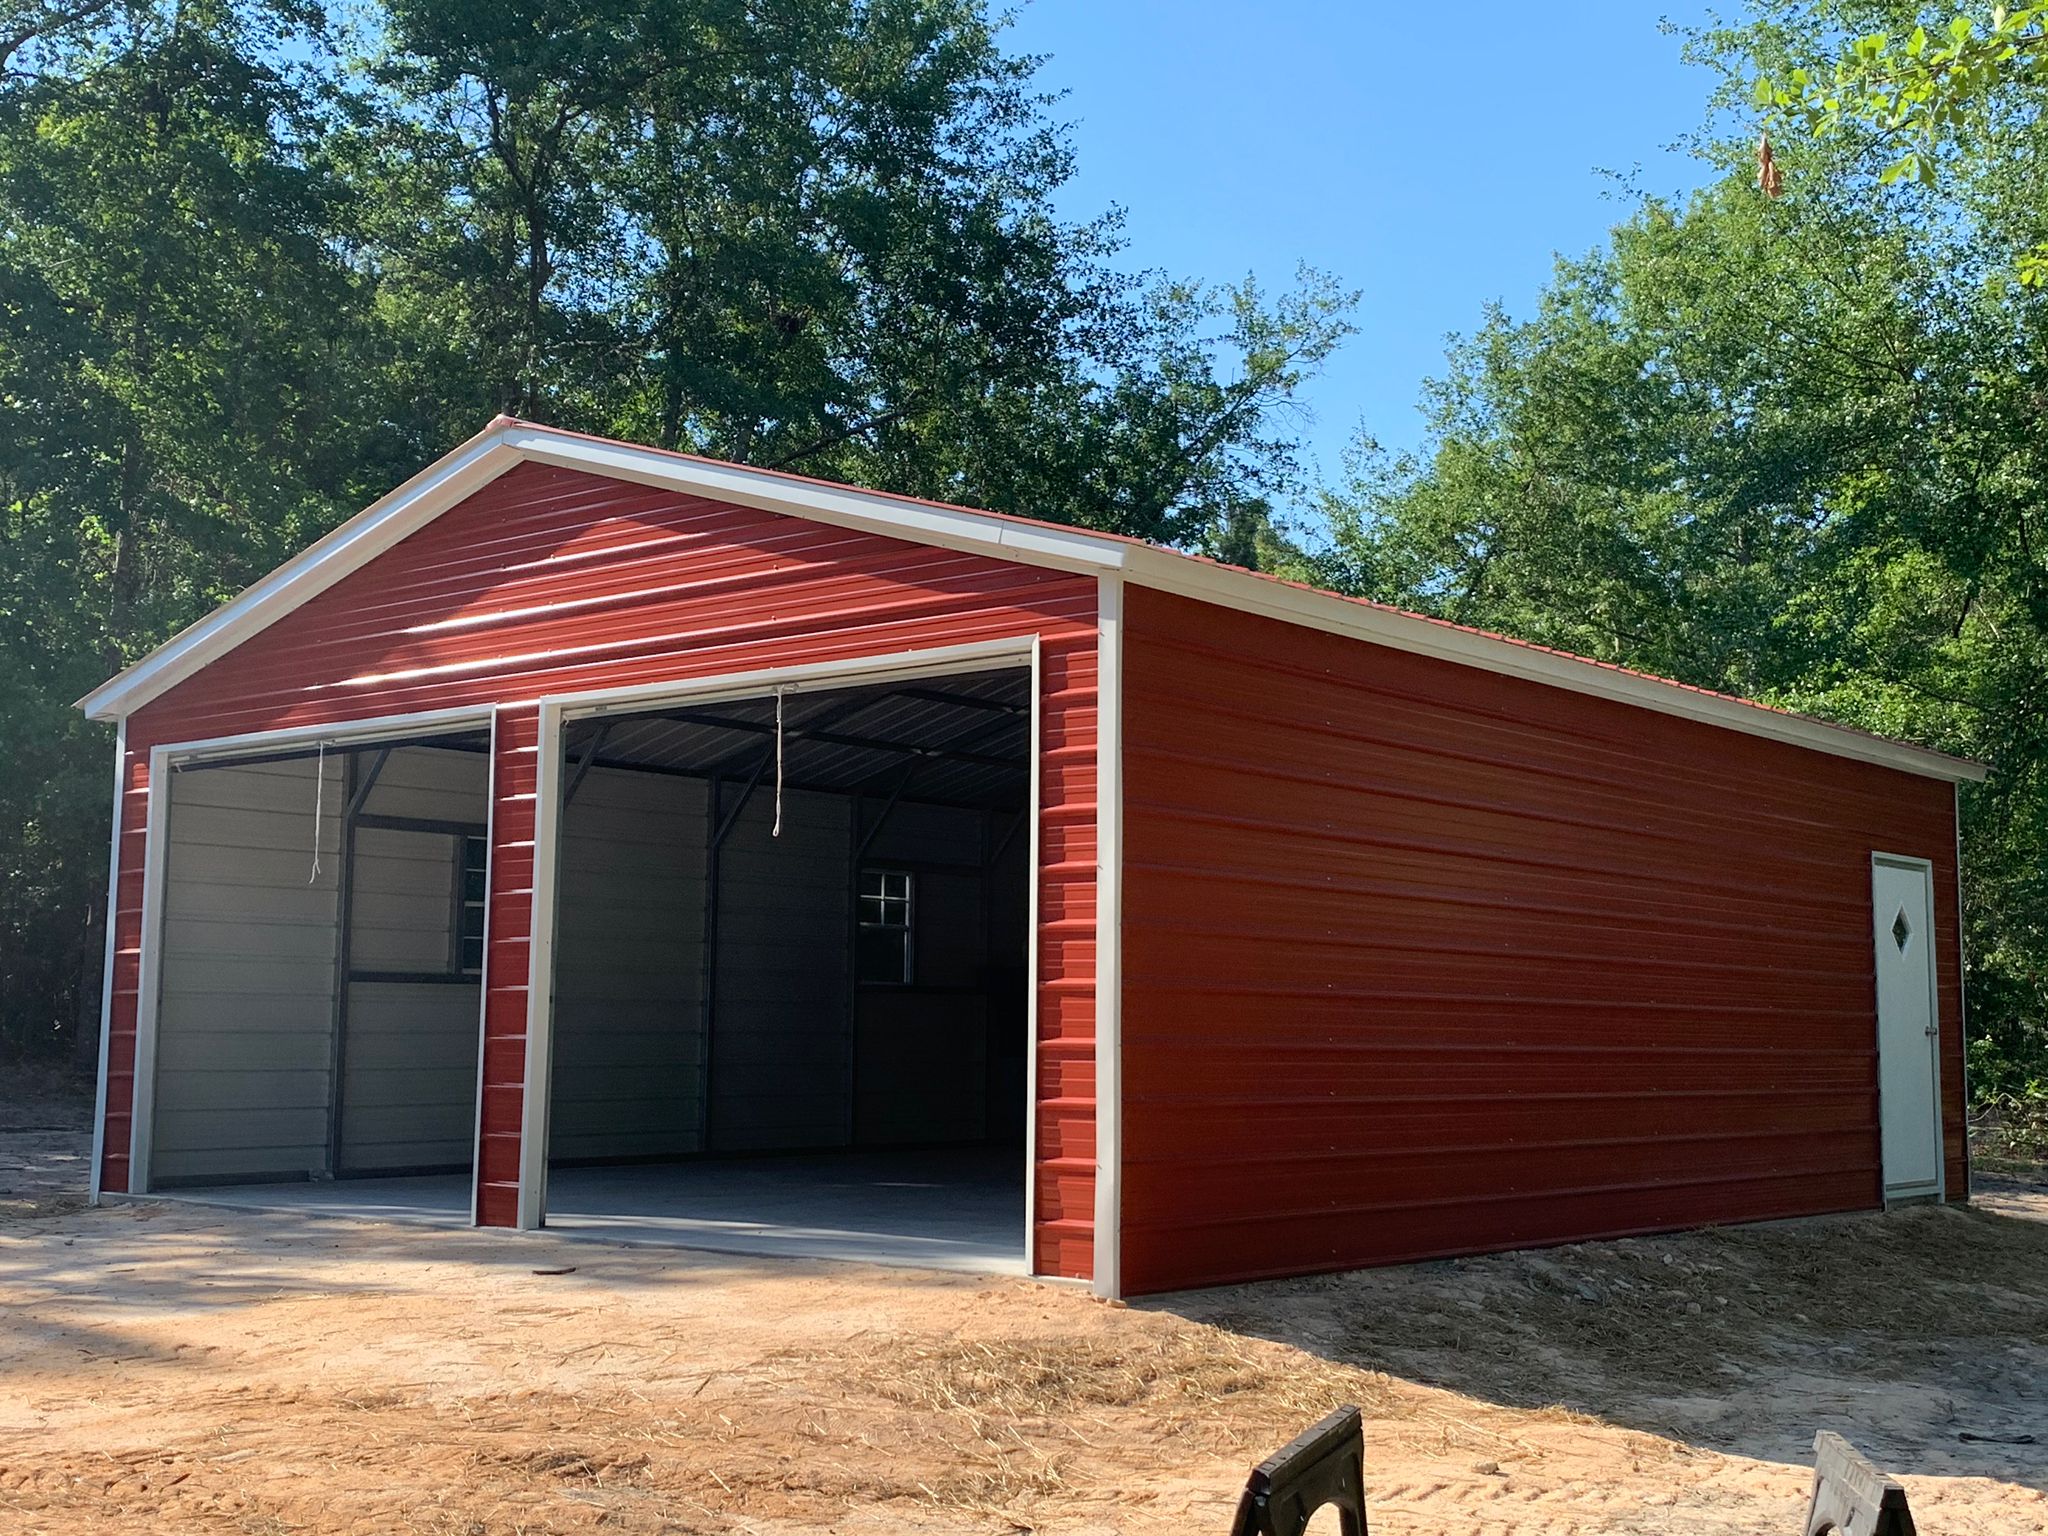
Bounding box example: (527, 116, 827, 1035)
(1, 1097, 2043, 1534)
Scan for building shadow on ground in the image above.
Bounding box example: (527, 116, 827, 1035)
(1153, 1194, 2048, 1496)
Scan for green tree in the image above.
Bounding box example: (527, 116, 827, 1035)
(346, 0, 1352, 546)
(1758, 4, 2048, 282)
(875, 266, 1356, 552)
(1756, 6, 2043, 166)
(0, 0, 379, 1058)
(1321, 16, 2048, 1105)
(0, 0, 1352, 1065)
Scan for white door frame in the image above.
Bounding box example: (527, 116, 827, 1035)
(123, 707, 497, 1193)
(111, 636, 1059, 1274)
(1871, 851, 1944, 1204)
(517, 635, 1047, 1270)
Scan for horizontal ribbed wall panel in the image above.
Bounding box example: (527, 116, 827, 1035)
(1119, 586, 1963, 1295)
(150, 758, 341, 1186)
(111, 462, 1098, 1276)
(475, 704, 537, 1226)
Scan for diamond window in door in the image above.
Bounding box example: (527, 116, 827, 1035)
(1891, 907, 1912, 952)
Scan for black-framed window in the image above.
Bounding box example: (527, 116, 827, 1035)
(857, 868, 914, 984)
(456, 834, 488, 976)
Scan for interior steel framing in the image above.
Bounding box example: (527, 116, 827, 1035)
(110, 636, 1057, 1277)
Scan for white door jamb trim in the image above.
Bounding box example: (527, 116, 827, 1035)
(1872, 850, 1944, 1204)
(512, 636, 1046, 1267)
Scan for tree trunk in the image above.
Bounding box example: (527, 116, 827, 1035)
(521, 199, 551, 418)
(103, 430, 146, 675)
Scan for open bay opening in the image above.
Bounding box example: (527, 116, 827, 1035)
(538, 665, 1034, 1271)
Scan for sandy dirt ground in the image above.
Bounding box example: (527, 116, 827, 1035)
(0, 1067, 94, 1225)
(1972, 1165, 2048, 1224)
(1, 1090, 2043, 1535)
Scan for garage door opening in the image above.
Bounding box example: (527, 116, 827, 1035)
(140, 732, 491, 1220)
(536, 666, 1033, 1270)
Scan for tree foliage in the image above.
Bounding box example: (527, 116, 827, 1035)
(1760, 5, 2048, 168)
(0, 0, 1350, 1058)
(1, 0, 380, 1056)
(1318, 4, 2048, 1104)
(1759, 3, 2048, 282)
(8, 0, 2040, 1113)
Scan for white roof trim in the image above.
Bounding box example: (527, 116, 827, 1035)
(1132, 550, 1985, 783)
(504, 425, 1127, 576)
(78, 420, 1986, 784)
(80, 422, 521, 723)
(78, 421, 1125, 723)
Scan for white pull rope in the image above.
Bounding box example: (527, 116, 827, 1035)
(771, 688, 786, 838)
(308, 740, 328, 884)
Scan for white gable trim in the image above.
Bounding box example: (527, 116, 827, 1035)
(77, 420, 1986, 784)
(81, 423, 520, 723)
(503, 424, 1129, 576)
(78, 420, 1124, 724)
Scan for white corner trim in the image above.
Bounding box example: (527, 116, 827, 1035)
(1021, 634, 1043, 1276)
(1954, 781, 1971, 1201)
(516, 699, 565, 1231)
(87, 720, 125, 1207)
(1130, 548, 1986, 785)
(1091, 574, 1125, 1300)
(126, 746, 174, 1194)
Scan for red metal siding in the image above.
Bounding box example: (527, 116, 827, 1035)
(1035, 637, 1101, 1280)
(475, 705, 538, 1227)
(98, 746, 150, 1195)
(107, 463, 1099, 1275)
(1120, 586, 1966, 1296)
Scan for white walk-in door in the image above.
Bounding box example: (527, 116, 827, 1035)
(1872, 855, 1942, 1199)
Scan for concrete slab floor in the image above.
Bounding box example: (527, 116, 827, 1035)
(145, 1146, 1028, 1274)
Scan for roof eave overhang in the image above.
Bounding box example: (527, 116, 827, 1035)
(76, 422, 1988, 787)
(1130, 548, 1987, 784)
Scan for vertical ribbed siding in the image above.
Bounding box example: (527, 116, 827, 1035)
(110, 463, 1099, 1275)
(1120, 587, 1965, 1296)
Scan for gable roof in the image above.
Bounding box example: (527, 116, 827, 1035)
(78, 417, 1986, 783)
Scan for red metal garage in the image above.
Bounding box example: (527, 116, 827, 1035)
(80, 418, 1980, 1298)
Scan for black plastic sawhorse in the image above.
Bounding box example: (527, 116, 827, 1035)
(1228, 1404, 1368, 1536)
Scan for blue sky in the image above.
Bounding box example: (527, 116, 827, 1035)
(1003, 3, 1725, 480)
